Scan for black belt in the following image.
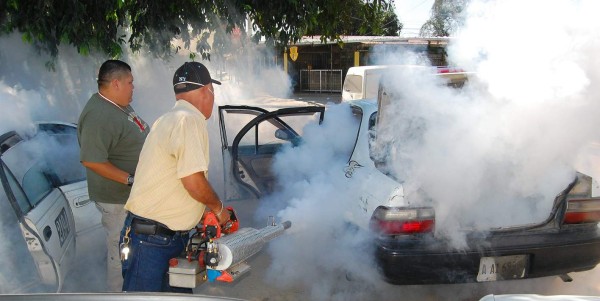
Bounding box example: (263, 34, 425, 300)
(131, 217, 189, 237)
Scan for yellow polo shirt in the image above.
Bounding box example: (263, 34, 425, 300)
(125, 100, 209, 230)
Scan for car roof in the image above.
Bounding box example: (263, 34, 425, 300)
(0, 122, 78, 155)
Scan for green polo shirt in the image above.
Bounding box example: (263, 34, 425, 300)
(77, 93, 149, 204)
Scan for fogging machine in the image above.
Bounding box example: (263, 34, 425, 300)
(168, 206, 291, 288)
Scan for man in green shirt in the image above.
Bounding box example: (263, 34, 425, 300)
(77, 60, 149, 292)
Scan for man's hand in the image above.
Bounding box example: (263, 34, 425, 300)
(216, 208, 231, 226)
(181, 171, 230, 225)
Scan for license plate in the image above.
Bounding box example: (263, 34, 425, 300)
(477, 255, 528, 282)
(55, 208, 70, 247)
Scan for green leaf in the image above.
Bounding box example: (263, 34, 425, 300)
(1, 0, 398, 61)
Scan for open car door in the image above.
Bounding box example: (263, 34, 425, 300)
(219, 105, 325, 201)
(0, 123, 100, 291)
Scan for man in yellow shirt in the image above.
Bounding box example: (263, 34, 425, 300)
(120, 62, 229, 292)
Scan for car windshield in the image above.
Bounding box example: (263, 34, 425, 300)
(343, 74, 363, 94)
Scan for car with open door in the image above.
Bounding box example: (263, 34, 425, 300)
(218, 105, 325, 202)
(0, 122, 102, 293)
(219, 70, 600, 285)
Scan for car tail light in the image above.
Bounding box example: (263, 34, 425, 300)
(564, 198, 600, 224)
(561, 172, 600, 224)
(436, 67, 465, 73)
(370, 206, 435, 235)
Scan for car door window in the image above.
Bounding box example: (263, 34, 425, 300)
(343, 75, 363, 94)
(22, 161, 53, 209)
(1, 162, 33, 215)
(368, 111, 394, 176)
(3, 159, 53, 215)
(219, 106, 325, 199)
(38, 124, 86, 185)
(365, 73, 383, 99)
(237, 114, 312, 151)
(0, 128, 69, 215)
(235, 112, 320, 194)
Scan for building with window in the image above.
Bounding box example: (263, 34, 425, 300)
(284, 36, 452, 93)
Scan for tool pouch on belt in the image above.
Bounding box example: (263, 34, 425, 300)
(133, 220, 158, 235)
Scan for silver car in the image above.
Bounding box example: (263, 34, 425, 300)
(0, 122, 102, 293)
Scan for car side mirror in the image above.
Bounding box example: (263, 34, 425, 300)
(275, 129, 294, 141)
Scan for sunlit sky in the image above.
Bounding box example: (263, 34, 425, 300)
(394, 0, 435, 37)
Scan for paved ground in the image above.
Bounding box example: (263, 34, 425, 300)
(291, 92, 342, 105)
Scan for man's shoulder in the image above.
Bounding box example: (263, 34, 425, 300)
(80, 95, 101, 116)
(159, 107, 205, 129)
(157, 104, 193, 121)
(82, 93, 101, 106)
(78, 95, 126, 134)
(80, 95, 120, 120)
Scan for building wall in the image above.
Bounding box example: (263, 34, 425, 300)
(288, 40, 448, 92)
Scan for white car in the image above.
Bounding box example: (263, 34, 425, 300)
(0, 122, 102, 293)
(218, 84, 600, 285)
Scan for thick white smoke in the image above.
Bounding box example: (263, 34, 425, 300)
(370, 0, 600, 247)
(259, 104, 387, 300)
(260, 0, 600, 300)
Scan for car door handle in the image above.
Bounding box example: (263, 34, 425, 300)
(43, 226, 52, 241)
(75, 198, 92, 207)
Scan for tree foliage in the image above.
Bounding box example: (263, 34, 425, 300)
(420, 0, 467, 37)
(0, 0, 397, 61)
(306, 0, 402, 37)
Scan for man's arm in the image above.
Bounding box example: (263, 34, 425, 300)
(81, 161, 131, 185)
(181, 172, 230, 224)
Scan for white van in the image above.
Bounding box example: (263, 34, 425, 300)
(341, 65, 469, 102)
(342, 66, 390, 101)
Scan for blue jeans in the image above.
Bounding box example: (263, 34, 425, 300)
(119, 213, 191, 292)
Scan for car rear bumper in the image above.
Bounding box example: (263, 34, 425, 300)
(375, 228, 600, 285)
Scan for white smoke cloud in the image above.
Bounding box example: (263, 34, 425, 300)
(372, 0, 600, 246)
(259, 0, 600, 299)
(259, 104, 388, 300)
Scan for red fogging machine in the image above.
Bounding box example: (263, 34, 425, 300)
(168, 206, 291, 288)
